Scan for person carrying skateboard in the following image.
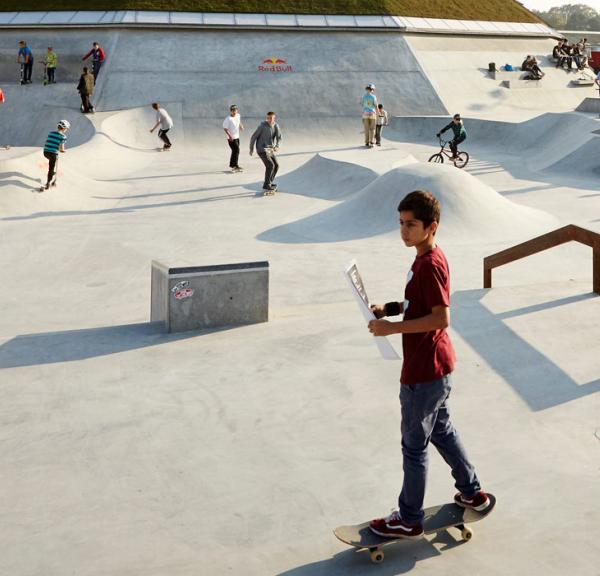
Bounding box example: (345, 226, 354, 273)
(17, 40, 34, 84)
(367, 190, 490, 539)
(436, 114, 466, 159)
(223, 104, 244, 172)
(249, 111, 282, 194)
(150, 102, 173, 150)
(40, 119, 70, 191)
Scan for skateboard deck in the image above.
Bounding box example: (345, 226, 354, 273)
(334, 493, 496, 564)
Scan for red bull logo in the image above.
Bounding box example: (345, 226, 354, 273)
(258, 57, 293, 73)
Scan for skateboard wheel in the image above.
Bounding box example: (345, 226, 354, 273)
(461, 527, 473, 540)
(369, 549, 384, 563)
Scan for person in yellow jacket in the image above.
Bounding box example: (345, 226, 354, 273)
(44, 47, 57, 84)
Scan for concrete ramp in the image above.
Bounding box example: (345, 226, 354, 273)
(0, 84, 95, 148)
(94, 29, 446, 128)
(98, 103, 184, 150)
(258, 161, 557, 243)
(407, 35, 598, 119)
(387, 112, 600, 171)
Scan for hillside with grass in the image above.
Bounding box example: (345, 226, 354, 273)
(2, 0, 540, 22)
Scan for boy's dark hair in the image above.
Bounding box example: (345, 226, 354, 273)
(377, 104, 383, 109)
(267, 111, 276, 116)
(397, 190, 441, 228)
(151, 102, 159, 110)
(83, 66, 88, 73)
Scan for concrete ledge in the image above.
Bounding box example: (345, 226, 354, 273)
(576, 97, 600, 112)
(150, 260, 269, 333)
(490, 69, 523, 80)
(502, 78, 542, 89)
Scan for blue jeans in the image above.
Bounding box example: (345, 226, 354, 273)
(399, 374, 481, 524)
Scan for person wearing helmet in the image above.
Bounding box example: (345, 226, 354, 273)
(40, 119, 69, 192)
(361, 84, 378, 148)
(436, 114, 466, 159)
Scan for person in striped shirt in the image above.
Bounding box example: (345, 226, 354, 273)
(40, 119, 70, 192)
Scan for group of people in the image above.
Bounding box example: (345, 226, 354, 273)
(552, 38, 589, 72)
(16, 40, 106, 85)
(147, 103, 282, 194)
(361, 84, 389, 147)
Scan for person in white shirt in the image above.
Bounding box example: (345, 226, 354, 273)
(375, 103, 389, 146)
(223, 104, 244, 172)
(149, 102, 173, 151)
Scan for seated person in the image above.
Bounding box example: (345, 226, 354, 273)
(553, 40, 571, 70)
(521, 56, 544, 80)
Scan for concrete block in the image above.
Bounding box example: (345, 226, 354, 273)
(502, 79, 541, 89)
(490, 69, 523, 80)
(575, 97, 600, 113)
(151, 260, 269, 333)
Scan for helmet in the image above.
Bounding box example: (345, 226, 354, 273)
(366, 83, 376, 90)
(57, 119, 70, 130)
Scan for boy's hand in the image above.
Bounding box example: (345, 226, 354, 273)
(368, 319, 397, 337)
(370, 304, 386, 319)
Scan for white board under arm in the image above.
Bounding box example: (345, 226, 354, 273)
(344, 260, 400, 360)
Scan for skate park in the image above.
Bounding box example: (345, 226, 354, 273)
(1, 4, 599, 575)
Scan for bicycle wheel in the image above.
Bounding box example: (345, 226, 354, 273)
(428, 153, 444, 164)
(454, 151, 469, 169)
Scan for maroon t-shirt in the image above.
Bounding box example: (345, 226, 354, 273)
(400, 246, 455, 385)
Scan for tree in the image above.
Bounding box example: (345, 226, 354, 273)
(533, 3, 600, 30)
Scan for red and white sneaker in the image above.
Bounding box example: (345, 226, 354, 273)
(369, 510, 424, 539)
(454, 490, 490, 512)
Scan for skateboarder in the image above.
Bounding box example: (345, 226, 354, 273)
(150, 102, 173, 150)
(223, 104, 244, 172)
(249, 111, 282, 193)
(44, 46, 57, 84)
(40, 119, 70, 191)
(17, 40, 34, 84)
(361, 84, 378, 147)
(437, 114, 466, 159)
(82, 42, 106, 80)
(366, 190, 490, 539)
(77, 67, 95, 113)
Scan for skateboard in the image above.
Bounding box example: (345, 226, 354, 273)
(334, 493, 496, 564)
(263, 184, 277, 196)
(40, 62, 48, 85)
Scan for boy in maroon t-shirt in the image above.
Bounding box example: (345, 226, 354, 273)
(366, 190, 490, 539)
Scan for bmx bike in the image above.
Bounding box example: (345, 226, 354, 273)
(428, 137, 469, 169)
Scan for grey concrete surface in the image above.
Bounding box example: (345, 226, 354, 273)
(151, 260, 269, 332)
(0, 25, 599, 576)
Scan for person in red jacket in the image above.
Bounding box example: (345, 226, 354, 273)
(82, 42, 106, 81)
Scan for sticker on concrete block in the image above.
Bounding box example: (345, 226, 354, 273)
(171, 280, 194, 300)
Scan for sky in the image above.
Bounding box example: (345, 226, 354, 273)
(521, 0, 600, 11)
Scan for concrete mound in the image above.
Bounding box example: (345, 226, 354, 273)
(277, 154, 379, 200)
(277, 150, 419, 200)
(258, 162, 557, 243)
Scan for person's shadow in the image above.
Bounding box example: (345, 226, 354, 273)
(277, 530, 465, 575)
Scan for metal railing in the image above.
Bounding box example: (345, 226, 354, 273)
(484, 224, 600, 294)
